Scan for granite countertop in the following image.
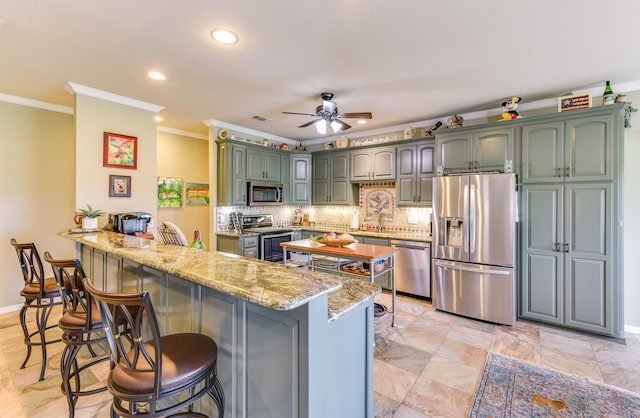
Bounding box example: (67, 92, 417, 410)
(60, 230, 379, 318)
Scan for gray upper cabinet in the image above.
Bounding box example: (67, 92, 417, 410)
(217, 142, 247, 206)
(436, 127, 515, 173)
(350, 146, 396, 182)
(396, 141, 435, 206)
(521, 113, 614, 183)
(291, 154, 312, 205)
(312, 151, 354, 205)
(246, 148, 281, 181)
(281, 154, 291, 204)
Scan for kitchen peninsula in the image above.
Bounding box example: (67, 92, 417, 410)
(60, 230, 380, 418)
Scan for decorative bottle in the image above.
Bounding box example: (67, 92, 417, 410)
(603, 81, 615, 105)
(191, 230, 206, 250)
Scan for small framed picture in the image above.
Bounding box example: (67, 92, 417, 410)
(103, 132, 138, 169)
(558, 93, 592, 112)
(109, 175, 131, 197)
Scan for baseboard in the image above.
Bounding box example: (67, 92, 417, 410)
(0, 304, 21, 315)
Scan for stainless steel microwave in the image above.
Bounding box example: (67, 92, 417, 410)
(247, 181, 283, 206)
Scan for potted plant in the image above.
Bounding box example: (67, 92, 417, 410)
(75, 204, 104, 230)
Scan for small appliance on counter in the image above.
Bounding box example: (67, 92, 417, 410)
(112, 212, 152, 235)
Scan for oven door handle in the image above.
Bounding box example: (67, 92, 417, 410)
(262, 231, 295, 239)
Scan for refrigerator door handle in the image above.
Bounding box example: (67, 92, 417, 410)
(463, 184, 469, 253)
(469, 183, 476, 254)
(434, 260, 511, 276)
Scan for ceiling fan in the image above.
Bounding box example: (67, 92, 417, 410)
(282, 92, 373, 135)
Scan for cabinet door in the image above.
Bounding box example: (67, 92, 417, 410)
(396, 146, 417, 205)
(329, 152, 352, 204)
(521, 121, 564, 183)
(437, 134, 472, 173)
(246, 148, 265, 180)
(291, 154, 311, 205)
(564, 183, 613, 334)
(350, 150, 372, 181)
(231, 145, 248, 205)
(520, 184, 564, 325)
(473, 128, 514, 171)
(565, 114, 614, 182)
(371, 146, 396, 180)
(331, 152, 350, 182)
(281, 154, 290, 204)
(416, 142, 435, 205)
(264, 151, 281, 181)
(312, 155, 330, 204)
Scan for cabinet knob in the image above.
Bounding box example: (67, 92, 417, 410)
(565, 167, 570, 177)
(553, 242, 560, 252)
(555, 167, 562, 177)
(563, 243, 569, 252)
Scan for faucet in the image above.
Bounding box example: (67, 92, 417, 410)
(376, 211, 384, 232)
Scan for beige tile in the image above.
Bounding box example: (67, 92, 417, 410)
(490, 325, 540, 363)
(379, 341, 432, 374)
(374, 390, 400, 418)
(403, 376, 472, 418)
(389, 325, 446, 354)
(540, 346, 603, 382)
(419, 355, 482, 394)
(392, 404, 430, 418)
(373, 358, 419, 403)
(446, 324, 493, 351)
(436, 338, 488, 369)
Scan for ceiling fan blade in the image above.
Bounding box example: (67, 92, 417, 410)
(283, 111, 317, 117)
(334, 119, 351, 131)
(298, 118, 321, 128)
(341, 112, 372, 119)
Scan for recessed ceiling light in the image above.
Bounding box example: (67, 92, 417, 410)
(357, 120, 367, 125)
(148, 71, 166, 81)
(155, 116, 163, 122)
(211, 29, 238, 45)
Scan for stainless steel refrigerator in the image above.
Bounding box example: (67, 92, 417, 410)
(432, 173, 516, 326)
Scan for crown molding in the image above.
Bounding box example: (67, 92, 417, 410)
(203, 118, 296, 144)
(157, 126, 208, 140)
(0, 92, 74, 114)
(64, 82, 164, 113)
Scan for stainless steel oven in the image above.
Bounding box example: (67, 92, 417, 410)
(260, 230, 296, 262)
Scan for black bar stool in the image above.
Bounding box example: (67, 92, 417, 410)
(10, 239, 62, 381)
(83, 278, 225, 418)
(43, 252, 109, 418)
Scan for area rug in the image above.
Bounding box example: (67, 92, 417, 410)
(469, 353, 640, 417)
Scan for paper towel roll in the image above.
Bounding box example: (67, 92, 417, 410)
(350, 211, 360, 230)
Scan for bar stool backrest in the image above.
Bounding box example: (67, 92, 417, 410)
(10, 239, 47, 298)
(43, 253, 99, 331)
(83, 278, 164, 397)
(158, 221, 189, 246)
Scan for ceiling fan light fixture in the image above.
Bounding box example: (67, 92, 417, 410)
(357, 120, 367, 125)
(330, 120, 342, 133)
(315, 119, 328, 135)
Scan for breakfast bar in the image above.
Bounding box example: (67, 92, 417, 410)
(60, 230, 380, 418)
(282, 239, 397, 327)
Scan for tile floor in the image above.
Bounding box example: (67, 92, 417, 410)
(2, 293, 639, 417)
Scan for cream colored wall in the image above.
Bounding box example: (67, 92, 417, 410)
(0, 102, 75, 310)
(74, 94, 158, 233)
(156, 131, 210, 247)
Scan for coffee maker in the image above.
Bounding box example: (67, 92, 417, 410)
(111, 212, 152, 235)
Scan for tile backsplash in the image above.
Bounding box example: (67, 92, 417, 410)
(217, 183, 432, 233)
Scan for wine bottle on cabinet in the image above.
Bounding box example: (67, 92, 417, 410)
(603, 80, 615, 105)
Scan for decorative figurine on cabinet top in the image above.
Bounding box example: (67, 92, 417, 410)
(498, 96, 523, 121)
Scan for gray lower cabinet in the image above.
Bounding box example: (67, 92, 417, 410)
(216, 142, 247, 205)
(312, 151, 355, 205)
(436, 126, 515, 173)
(350, 146, 396, 182)
(521, 113, 614, 183)
(216, 234, 258, 258)
(520, 182, 617, 336)
(396, 141, 435, 206)
(291, 154, 312, 205)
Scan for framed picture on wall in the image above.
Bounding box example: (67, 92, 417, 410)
(185, 182, 210, 205)
(109, 175, 131, 197)
(103, 132, 138, 169)
(157, 177, 183, 208)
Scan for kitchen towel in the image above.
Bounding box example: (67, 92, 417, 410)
(350, 211, 359, 230)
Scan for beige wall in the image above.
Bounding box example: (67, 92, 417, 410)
(74, 94, 158, 232)
(156, 131, 210, 247)
(0, 102, 75, 309)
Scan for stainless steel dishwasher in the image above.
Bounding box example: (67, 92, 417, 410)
(390, 240, 431, 299)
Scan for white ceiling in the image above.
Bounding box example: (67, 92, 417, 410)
(2, 1, 640, 142)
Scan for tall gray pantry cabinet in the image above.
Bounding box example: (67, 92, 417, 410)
(519, 105, 625, 338)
